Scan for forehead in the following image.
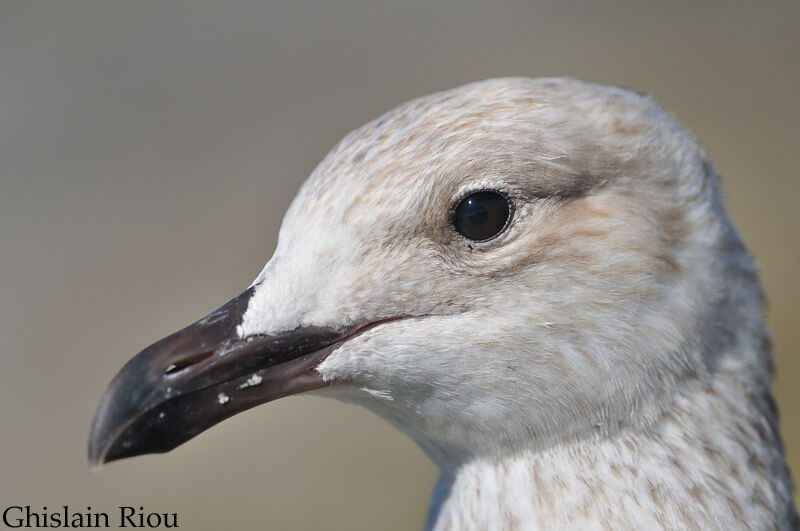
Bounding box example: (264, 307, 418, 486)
(282, 78, 656, 234)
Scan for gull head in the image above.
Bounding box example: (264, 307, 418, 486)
(89, 77, 749, 472)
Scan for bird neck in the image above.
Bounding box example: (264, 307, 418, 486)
(426, 356, 796, 530)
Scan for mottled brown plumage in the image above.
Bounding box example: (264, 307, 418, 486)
(91, 78, 798, 529)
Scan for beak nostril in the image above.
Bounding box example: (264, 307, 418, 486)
(164, 350, 215, 375)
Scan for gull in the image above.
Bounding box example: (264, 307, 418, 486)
(89, 77, 798, 529)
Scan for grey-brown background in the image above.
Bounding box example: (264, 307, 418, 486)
(1, 2, 797, 529)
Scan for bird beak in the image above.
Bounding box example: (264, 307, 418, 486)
(88, 287, 352, 466)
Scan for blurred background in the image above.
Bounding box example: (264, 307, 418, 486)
(1, 1, 797, 529)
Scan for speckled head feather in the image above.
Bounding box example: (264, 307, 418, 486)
(237, 78, 796, 528)
(94, 77, 797, 529)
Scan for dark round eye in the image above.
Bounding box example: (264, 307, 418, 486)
(453, 191, 511, 241)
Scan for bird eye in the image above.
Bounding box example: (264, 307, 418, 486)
(453, 191, 511, 241)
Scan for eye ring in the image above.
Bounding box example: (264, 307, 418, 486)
(452, 190, 512, 242)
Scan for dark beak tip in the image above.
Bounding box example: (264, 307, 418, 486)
(87, 288, 351, 468)
(87, 443, 109, 470)
(87, 397, 119, 468)
(87, 361, 156, 469)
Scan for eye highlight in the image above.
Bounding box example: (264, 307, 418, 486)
(453, 191, 511, 242)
